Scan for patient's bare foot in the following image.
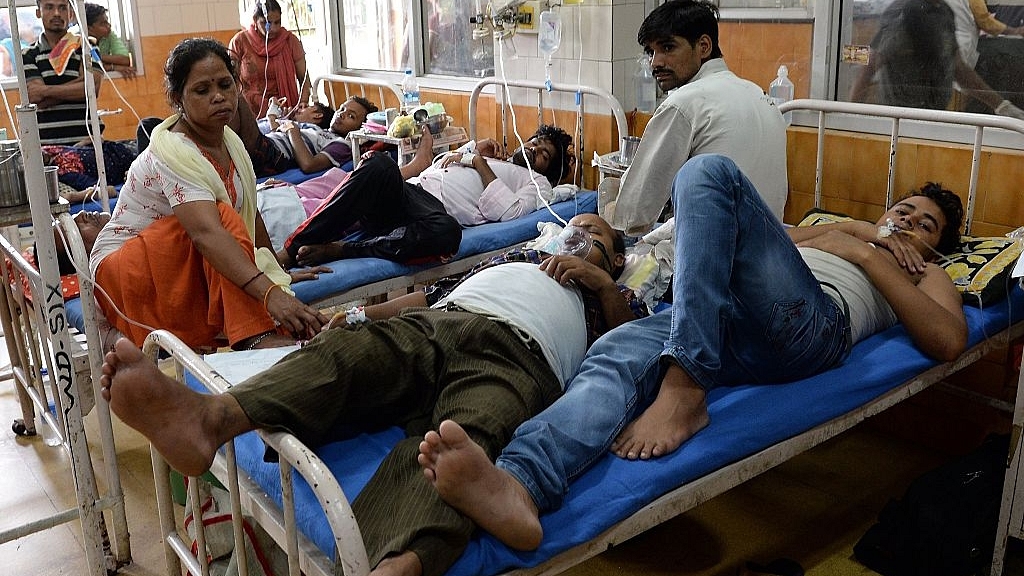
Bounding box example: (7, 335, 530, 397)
(400, 128, 435, 178)
(100, 338, 253, 476)
(418, 420, 542, 551)
(610, 364, 709, 460)
(370, 551, 422, 576)
(296, 242, 345, 266)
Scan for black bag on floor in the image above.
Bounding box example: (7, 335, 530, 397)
(853, 434, 1010, 576)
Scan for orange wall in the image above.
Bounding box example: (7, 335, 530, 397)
(784, 126, 1024, 236)
(720, 21, 813, 100)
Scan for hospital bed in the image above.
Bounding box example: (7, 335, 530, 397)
(133, 99, 1024, 576)
(285, 76, 627, 309)
(0, 26, 132, 569)
(312, 73, 405, 115)
(0, 204, 131, 574)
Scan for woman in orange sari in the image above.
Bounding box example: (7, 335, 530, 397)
(229, 0, 310, 118)
(90, 38, 327, 352)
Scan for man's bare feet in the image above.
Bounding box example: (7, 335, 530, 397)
(100, 338, 253, 476)
(295, 242, 345, 266)
(418, 420, 543, 551)
(370, 551, 422, 576)
(399, 128, 435, 179)
(609, 364, 709, 460)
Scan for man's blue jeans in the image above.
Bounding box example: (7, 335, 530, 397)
(496, 154, 850, 512)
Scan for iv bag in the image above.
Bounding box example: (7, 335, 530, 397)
(538, 10, 562, 57)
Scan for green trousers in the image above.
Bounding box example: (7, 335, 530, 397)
(228, 308, 563, 576)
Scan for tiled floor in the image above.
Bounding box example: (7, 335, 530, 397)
(1, 337, 1023, 576)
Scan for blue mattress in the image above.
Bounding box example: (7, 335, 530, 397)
(290, 191, 598, 304)
(65, 192, 596, 331)
(188, 283, 1024, 576)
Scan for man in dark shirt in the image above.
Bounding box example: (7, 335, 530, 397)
(23, 0, 103, 144)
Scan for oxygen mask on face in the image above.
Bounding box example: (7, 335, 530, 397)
(540, 225, 593, 258)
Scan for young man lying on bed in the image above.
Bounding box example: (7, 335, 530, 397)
(277, 123, 576, 267)
(99, 212, 644, 576)
(264, 95, 375, 173)
(138, 94, 368, 177)
(418, 154, 969, 552)
(257, 98, 334, 134)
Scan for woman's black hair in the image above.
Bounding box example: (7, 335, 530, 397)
(530, 125, 574, 186)
(164, 38, 236, 107)
(637, 0, 722, 59)
(897, 182, 964, 255)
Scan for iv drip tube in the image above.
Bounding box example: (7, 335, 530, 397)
(74, 0, 111, 212)
(5, 2, 110, 572)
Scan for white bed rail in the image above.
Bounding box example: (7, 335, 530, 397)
(0, 208, 130, 573)
(312, 74, 404, 114)
(144, 330, 369, 576)
(468, 77, 628, 180)
(779, 99, 1024, 235)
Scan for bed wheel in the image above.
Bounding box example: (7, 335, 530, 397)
(12, 418, 36, 436)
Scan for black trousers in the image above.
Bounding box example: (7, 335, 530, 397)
(283, 152, 462, 262)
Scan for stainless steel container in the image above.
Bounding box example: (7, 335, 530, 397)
(0, 140, 28, 208)
(44, 165, 60, 203)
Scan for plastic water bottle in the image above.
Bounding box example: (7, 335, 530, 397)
(769, 65, 794, 125)
(635, 55, 657, 113)
(401, 69, 421, 112)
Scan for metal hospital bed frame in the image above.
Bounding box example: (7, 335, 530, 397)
(283, 76, 627, 311)
(0, 0, 128, 570)
(0, 156, 130, 572)
(467, 76, 629, 188)
(135, 99, 1024, 576)
(311, 73, 405, 114)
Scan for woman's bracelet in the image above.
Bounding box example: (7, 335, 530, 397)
(263, 284, 285, 309)
(245, 331, 275, 350)
(241, 270, 265, 290)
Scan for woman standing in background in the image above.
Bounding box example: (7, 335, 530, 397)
(229, 0, 310, 118)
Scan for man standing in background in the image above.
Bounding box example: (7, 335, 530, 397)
(23, 0, 103, 144)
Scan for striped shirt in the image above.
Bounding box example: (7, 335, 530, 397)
(22, 34, 102, 145)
